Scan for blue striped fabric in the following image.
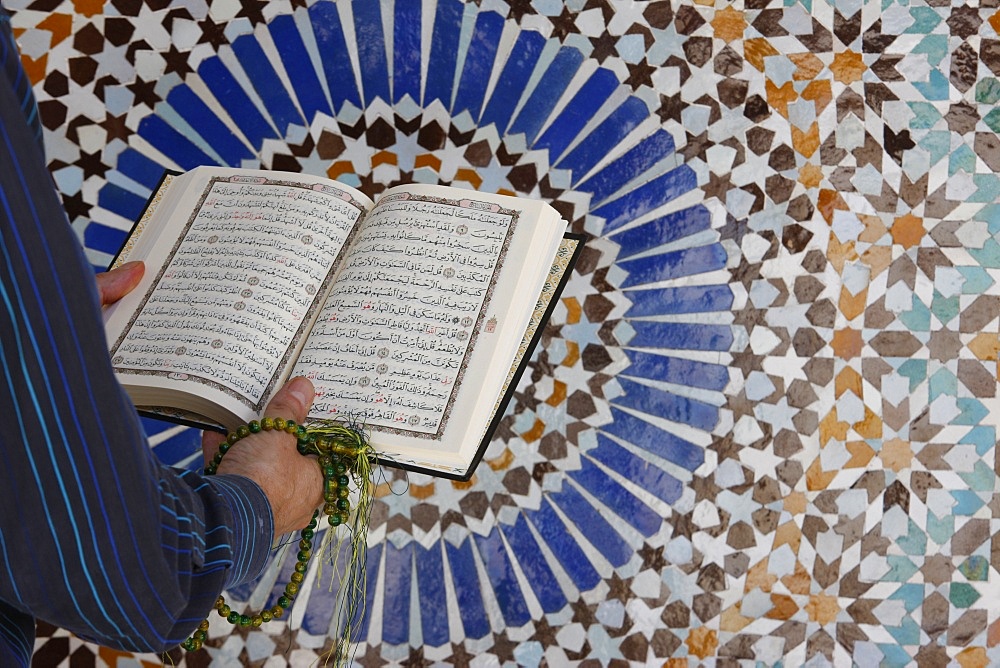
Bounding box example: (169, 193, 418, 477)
(0, 10, 274, 665)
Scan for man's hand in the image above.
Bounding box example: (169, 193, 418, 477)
(202, 377, 323, 537)
(95, 261, 144, 306)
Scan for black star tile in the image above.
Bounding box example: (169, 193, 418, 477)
(624, 58, 657, 90)
(197, 16, 229, 48)
(235, 0, 269, 26)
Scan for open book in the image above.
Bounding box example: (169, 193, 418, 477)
(104, 167, 582, 479)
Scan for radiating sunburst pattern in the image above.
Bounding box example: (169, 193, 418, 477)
(82, 1, 732, 662)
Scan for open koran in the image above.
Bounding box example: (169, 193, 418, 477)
(104, 167, 583, 480)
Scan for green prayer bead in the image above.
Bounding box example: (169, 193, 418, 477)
(284, 419, 296, 432)
(248, 420, 261, 433)
(278, 595, 291, 608)
(336, 498, 349, 511)
(329, 514, 341, 527)
(194, 630, 207, 642)
(335, 463, 347, 475)
(324, 466, 335, 478)
(338, 475, 349, 486)
(297, 550, 311, 561)
(218, 442, 230, 454)
(302, 528, 314, 539)
(239, 614, 251, 627)
(227, 611, 240, 624)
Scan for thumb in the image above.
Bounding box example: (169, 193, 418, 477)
(96, 261, 145, 306)
(264, 376, 314, 424)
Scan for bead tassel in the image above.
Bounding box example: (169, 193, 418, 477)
(181, 417, 372, 664)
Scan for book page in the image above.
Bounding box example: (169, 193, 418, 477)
(107, 171, 370, 417)
(293, 190, 520, 436)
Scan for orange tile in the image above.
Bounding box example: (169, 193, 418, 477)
(37, 13, 73, 47)
(831, 328, 863, 360)
(831, 50, 865, 85)
(792, 123, 820, 158)
(890, 213, 925, 249)
(711, 5, 746, 43)
(745, 38, 779, 72)
(685, 627, 718, 660)
(838, 286, 868, 322)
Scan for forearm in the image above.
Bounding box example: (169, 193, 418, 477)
(0, 51, 273, 653)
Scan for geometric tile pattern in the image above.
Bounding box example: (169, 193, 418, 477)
(8, 0, 1000, 665)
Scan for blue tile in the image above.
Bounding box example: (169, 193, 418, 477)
(350, 543, 382, 641)
(308, 2, 361, 110)
(610, 204, 712, 259)
(96, 181, 150, 223)
(82, 221, 127, 257)
(136, 115, 215, 171)
(604, 407, 705, 472)
(444, 538, 491, 639)
(591, 164, 699, 233)
(613, 377, 718, 432)
(392, 0, 422, 103)
(197, 58, 278, 148)
(474, 528, 530, 626)
(269, 14, 332, 121)
(533, 68, 618, 160)
(479, 31, 545, 132)
(568, 458, 662, 536)
(524, 501, 601, 592)
(556, 97, 650, 177)
(623, 349, 729, 392)
(381, 541, 412, 644)
(501, 514, 566, 613)
(352, 0, 390, 105)
(231, 34, 304, 135)
(424, 0, 464, 107)
(574, 129, 675, 201)
(165, 87, 252, 166)
(415, 543, 449, 646)
(623, 285, 733, 318)
(301, 544, 340, 635)
(453, 11, 504, 119)
(618, 243, 727, 287)
(547, 483, 632, 568)
(626, 321, 733, 352)
(115, 148, 167, 191)
(590, 434, 684, 504)
(148, 427, 199, 470)
(508, 47, 584, 144)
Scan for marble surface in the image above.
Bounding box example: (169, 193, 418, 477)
(9, 0, 1000, 665)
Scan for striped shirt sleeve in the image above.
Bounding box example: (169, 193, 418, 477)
(0, 9, 274, 665)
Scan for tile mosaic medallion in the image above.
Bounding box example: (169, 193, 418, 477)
(9, 0, 1000, 665)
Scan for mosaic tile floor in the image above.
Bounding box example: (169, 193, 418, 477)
(9, 0, 1000, 665)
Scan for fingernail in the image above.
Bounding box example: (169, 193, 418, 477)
(287, 377, 312, 406)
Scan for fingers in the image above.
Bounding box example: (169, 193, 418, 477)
(96, 261, 145, 306)
(263, 376, 314, 424)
